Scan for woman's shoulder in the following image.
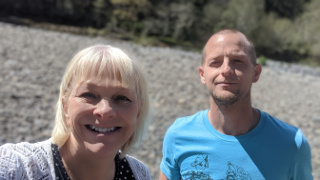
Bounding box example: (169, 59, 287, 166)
(125, 155, 152, 180)
(0, 139, 52, 159)
(0, 139, 54, 180)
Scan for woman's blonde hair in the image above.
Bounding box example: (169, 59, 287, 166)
(51, 45, 149, 155)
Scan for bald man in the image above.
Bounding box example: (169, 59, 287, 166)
(159, 29, 313, 180)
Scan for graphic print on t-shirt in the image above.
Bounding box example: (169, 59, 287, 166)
(183, 154, 212, 180)
(224, 161, 252, 180)
(183, 154, 252, 180)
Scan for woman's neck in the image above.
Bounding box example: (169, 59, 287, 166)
(59, 140, 117, 180)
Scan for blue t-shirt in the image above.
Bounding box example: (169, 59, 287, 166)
(160, 109, 313, 180)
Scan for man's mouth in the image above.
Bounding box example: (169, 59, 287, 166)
(217, 82, 236, 86)
(86, 125, 120, 133)
(216, 80, 236, 84)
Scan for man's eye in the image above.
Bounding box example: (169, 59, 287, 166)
(210, 61, 221, 67)
(115, 95, 132, 102)
(234, 59, 243, 63)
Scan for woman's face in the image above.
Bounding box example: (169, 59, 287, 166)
(63, 77, 140, 157)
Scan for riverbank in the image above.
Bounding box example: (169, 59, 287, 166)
(0, 22, 319, 179)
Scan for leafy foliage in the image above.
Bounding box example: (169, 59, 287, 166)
(258, 56, 267, 66)
(0, 0, 319, 65)
(265, 0, 310, 19)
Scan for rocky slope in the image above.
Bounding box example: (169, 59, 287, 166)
(0, 22, 319, 179)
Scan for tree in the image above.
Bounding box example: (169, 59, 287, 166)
(92, 0, 112, 28)
(265, 0, 310, 19)
(108, 0, 150, 33)
(215, 0, 264, 40)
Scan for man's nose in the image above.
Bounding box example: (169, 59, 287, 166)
(93, 99, 116, 120)
(221, 58, 234, 76)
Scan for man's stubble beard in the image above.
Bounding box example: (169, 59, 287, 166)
(210, 90, 241, 106)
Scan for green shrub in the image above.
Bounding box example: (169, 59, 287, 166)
(258, 55, 267, 66)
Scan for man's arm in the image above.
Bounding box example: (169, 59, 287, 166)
(159, 170, 169, 180)
(292, 130, 313, 179)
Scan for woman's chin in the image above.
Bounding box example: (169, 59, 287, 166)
(83, 142, 119, 157)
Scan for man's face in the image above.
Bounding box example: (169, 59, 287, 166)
(199, 33, 261, 106)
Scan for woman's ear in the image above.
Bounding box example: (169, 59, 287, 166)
(62, 96, 70, 124)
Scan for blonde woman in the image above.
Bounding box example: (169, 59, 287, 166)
(0, 45, 151, 180)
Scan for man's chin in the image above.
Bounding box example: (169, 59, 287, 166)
(211, 94, 239, 106)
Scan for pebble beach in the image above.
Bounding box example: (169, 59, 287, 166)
(0, 22, 319, 179)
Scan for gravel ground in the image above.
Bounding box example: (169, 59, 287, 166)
(0, 22, 319, 179)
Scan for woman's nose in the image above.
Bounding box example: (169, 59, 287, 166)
(93, 99, 116, 120)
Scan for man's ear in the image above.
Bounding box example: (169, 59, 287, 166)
(199, 66, 206, 85)
(253, 64, 262, 83)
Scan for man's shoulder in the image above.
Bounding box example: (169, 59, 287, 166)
(165, 110, 209, 136)
(260, 110, 298, 132)
(259, 110, 309, 147)
(173, 109, 208, 127)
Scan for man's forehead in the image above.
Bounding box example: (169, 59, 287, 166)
(210, 33, 244, 44)
(206, 33, 249, 51)
(216, 34, 225, 42)
(206, 48, 247, 59)
(202, 31, 255, 64)
(205, 36, 249, 59)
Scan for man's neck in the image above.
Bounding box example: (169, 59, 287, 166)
(208, 98, 260, 136)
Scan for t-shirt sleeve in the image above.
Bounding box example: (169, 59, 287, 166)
(160, 122, 181, 180)
(292, 129, 313, 180)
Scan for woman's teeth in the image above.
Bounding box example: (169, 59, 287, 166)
(88, 125, 117, 133)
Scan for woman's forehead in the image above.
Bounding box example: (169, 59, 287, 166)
(69, 61, 137, 93)
(76, 76, 125, 88)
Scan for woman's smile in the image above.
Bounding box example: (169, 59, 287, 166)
(85, 125, 120, 133)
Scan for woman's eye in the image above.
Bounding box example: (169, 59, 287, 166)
(115, 95, 132, 102)
(80, 92, 96, 99)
